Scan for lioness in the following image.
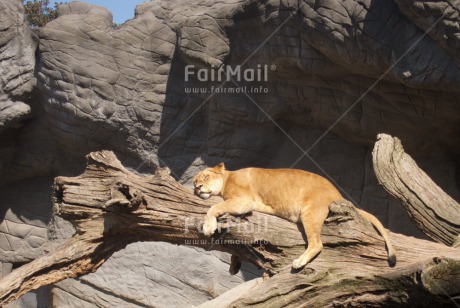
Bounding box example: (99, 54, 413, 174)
(193, 163, 396, 269)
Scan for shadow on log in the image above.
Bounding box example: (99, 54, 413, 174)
(0, 138, 459, 306)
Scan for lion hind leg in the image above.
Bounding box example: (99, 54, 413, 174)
(292, 204, 328, 269)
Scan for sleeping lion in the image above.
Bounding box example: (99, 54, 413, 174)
(193, 163, 396, 269)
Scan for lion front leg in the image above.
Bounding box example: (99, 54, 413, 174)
(203, 215, 218, 236)
(203, 198, 254, 236)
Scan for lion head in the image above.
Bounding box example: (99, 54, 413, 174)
(193, 163, 225, 199)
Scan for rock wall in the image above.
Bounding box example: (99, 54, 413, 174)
(0, 0, 35, 135)
(0, 0, 459, 306)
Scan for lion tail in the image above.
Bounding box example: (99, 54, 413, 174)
(356, 208, 397, 267)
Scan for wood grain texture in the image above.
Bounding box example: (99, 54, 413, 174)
(373, 134, 460, 246)
(0, 150, 459, 306)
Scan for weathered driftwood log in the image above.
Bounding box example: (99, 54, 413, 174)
(0, 150, 459, 306)
(373, 134, 460, 247)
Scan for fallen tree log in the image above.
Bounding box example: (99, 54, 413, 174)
(0, 149, 459, 306)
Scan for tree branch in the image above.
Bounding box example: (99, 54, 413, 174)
(372, 134, 460, 246)
(0, 150, 459, 306)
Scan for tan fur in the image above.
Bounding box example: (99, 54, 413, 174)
(193, 163, 396, 269)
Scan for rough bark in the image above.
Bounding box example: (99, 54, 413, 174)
(0, 150, 459, 306)
(373, 133, 460, 246)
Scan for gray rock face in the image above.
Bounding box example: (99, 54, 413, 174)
(0, 0, 459, 306)
(53, 243, 260, 308)
(0, 177, 53, 263)
(0, 0, 36, 96)
(0, 0, 35, 133)
(0, 101, 31, 134)
(394, 0, 460, 66)
(0, 0, 36, 185)
(38, 1, 176, 168)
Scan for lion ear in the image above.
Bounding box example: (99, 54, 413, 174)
(217, 162, 225, 171)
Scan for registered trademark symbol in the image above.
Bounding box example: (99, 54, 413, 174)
(270, 64, 276, 71)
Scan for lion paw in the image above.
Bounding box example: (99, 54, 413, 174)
(292, 258, 307, 269)
(203, 215, 217, 236)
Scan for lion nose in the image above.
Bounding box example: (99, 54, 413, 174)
(196, 184, 203, 189)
